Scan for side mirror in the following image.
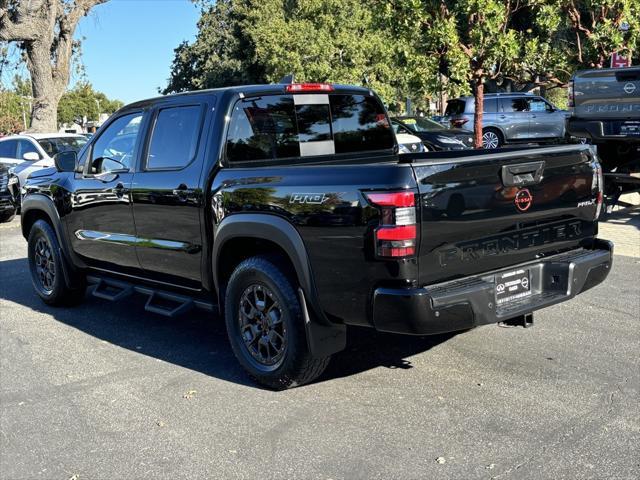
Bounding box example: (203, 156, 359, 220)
(53, 151, 77, 172)
(23, 152, 40, 161)
(92, 156, 127, 174)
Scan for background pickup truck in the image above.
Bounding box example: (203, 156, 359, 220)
(20, 82, 612, 389)
(567, 67, 640, 164)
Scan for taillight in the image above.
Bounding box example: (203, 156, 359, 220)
(592, 161, 604, 219)
(568, 83, 575, 108)
(451, 118, 469, 128)
(285, 83, 334, 93)
(366, 191, 417, 258)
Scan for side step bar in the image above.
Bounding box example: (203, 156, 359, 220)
(87, 275, 216, 318)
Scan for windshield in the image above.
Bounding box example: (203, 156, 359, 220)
(399, 117, 446, 132)
(37, 136, 87, 157)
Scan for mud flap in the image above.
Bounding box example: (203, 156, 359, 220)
(298, 288, 346, 358)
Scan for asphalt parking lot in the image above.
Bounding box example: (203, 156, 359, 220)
(1, 213, 638, 480)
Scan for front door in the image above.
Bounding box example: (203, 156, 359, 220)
(131, 101, 208, 287)
(527, 98, 565, 139)
(66, 111, 145, 271)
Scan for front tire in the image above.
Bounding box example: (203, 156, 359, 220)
(224, 256, 330, 390)
(27, 219, 86, 306)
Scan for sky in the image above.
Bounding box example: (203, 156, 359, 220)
(73, 0, 200, 104)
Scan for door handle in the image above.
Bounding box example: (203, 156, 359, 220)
(499, 115, 507, 119)
(114, 182, 126, 198)
(172, 183, 192, 201)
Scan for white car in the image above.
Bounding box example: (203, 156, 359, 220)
(0, 133, 88, 200)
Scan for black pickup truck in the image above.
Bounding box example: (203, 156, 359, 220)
(567, 67, 640, 163)
(20, 82, 613, 389)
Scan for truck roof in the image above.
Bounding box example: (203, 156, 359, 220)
(123, 83, 374, 110)
(572, 66, 640, 79)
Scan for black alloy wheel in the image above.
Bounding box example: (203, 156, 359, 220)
(33, 236, 56, 294)
(224, 255, 330, 390)
(238, 284, 287, 368)
(27, 219, 86, 306)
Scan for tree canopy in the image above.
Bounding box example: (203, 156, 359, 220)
(58, 82, 123, 126)
(166, 0, 639, 108)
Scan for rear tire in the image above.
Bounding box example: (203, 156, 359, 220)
(27, 219, 86, 306)
(482, 128, 502, 149)
(224, 255, 330, 390)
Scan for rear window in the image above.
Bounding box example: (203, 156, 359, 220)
(445, 100, 466, 116)
(225, 93, 393, 163)
(501, 98, 530, 113)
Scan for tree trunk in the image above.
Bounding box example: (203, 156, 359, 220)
(0, 0, 108, 133)
(27, 41, 63, 132)
(473, 79, 484, 149)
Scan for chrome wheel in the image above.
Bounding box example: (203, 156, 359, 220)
(34, 237, 55, 294)
(238, 284, 286, 368)
(482, 131, 500, 149)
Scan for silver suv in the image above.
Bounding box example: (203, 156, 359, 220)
(443, 93, 568, 149)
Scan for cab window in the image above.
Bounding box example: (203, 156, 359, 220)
(88, 113, 143, 175)
(146, 105, 202, 170)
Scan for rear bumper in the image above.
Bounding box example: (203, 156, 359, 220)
(372, 240, 613, 335)
(567, 119, 640, 143)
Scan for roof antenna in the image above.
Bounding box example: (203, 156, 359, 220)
(279, 74, 295, 84)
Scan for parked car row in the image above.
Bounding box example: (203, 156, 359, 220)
(0, 133, 88, 216)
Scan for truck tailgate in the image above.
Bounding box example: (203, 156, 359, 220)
(410, 145, 601, 286)
(573, 67, 640, 120)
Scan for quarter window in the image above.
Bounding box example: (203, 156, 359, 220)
(147, 105, 202, 170)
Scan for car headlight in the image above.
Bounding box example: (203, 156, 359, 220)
(436, 135, 465, 145)
(8, 175, 18, 185)
(398, 144, 411, 154)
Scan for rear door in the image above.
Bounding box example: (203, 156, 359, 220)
(411, 147, 599, 286)
(499, 98, 530, 140)
(130, 98, 211, 287)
